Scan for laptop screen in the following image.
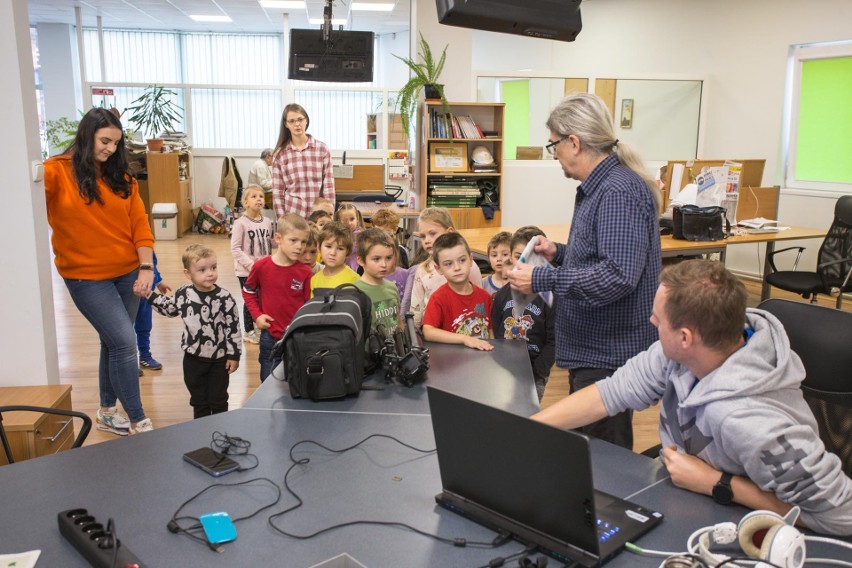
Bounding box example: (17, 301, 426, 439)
(427, 387, 600, 555)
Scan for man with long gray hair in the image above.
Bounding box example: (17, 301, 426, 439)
(508, 93, 662, 450)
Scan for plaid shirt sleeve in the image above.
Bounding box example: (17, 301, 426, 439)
(272, 152, 286, 220)
(320, 143, 335, 205)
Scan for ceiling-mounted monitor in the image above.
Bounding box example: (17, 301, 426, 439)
(436, 0, 582, 43)
(288, 29, 374, 83)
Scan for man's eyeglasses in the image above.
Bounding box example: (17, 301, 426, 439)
(287, 117, 306, 125)
(545, 136, 569, 156)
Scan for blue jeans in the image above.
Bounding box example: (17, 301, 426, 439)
(134, 298, 152, 357)
(64, 270, 146, 422)
(259, 330, 283, 383)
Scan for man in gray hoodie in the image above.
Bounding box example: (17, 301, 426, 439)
(534, 260, 852, 535)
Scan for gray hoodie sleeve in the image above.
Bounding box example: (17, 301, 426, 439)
(716, 408, 852, 536)
(597, 342, 670, 415)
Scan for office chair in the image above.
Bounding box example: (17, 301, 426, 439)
(758, 298, 852, 476)
(764, 195, 852, 308)
(0, 406, 92, 465)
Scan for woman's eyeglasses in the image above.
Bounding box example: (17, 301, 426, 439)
(286, 117, 306, 125)
(545, 136, 569, 156)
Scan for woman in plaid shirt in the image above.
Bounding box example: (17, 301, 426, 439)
(271, 103, 335, 219)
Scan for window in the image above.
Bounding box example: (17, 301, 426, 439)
(785, 41, 852, 191)
(80, 29, 400, 150)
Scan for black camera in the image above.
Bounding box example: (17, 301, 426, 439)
(368, 314, 429, 387)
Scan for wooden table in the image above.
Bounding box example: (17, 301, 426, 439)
(350, 202, 421, 232)
(457, 224, 827, 300)
(0, 385, 75, 465)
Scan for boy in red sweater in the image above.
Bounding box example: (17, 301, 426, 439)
(423, 233, 493, 351)
(242, 213, 312, 381)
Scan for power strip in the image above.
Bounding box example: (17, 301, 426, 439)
(58, 509, 146, 568)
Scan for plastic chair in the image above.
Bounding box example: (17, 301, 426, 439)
(0, 406, 92, 464)
(758, 298, 852, 476)
(764, 195, 852, 308)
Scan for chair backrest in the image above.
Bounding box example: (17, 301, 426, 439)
(757, 298, 852, 475)
(817, 195, 852, 284)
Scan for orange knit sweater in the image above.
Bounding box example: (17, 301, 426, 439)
(44, 154, 154, 280)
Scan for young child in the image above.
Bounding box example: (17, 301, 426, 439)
(422, 233, 493, 351)
(312, 196, 335, 216)
(490, 226, 556, 400)
(147, 244, 241, 419)
(243, 213, 312, 382)
(335, 202, 365, 272)
(231, 184, 274, 345)
(354, 228, 401, 335)
(371, 207, 409, 268)
(308, 209, 333, 230)
(311, 222, 359, 297)
(135, 251, 170, 373)
(402, 207, 482, 329)
(481, 231, 512, 296)
(300, 223, 323, 275)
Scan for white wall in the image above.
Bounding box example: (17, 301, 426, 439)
(444, 0, 852, 278)
(0, 0, 59, 386)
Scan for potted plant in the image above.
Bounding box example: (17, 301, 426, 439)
(125, 85, 183, 152)
(41, 115, 80, 158)
(393, 33, 450, 136)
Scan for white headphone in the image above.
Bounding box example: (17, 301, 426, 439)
(688, 506, 806, 568)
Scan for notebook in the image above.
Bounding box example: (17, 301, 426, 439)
(427, 387, 663, 567)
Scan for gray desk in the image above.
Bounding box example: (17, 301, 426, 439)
(1, 340, 847, 567)
(245, 340, 540, 417)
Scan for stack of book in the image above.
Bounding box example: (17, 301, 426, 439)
(427, 180, 480, 208)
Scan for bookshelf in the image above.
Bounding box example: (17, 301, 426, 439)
(417, 101, 504, 229)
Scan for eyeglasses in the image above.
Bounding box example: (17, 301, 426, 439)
(286, 117, 306, 125)
(545, 136, 569, 156)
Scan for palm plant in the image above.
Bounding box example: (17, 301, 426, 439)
(393, 33, 450, 135)
(125, 85, 183, 141)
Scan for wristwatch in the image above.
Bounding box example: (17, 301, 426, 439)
(712, 472, 734, 505)
(139, 263, 154, 271)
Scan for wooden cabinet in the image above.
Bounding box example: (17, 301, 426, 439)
(0, 385, 75, 465)
(367, 112, 408, 150)
(418, 102, 504, 229)
(143, 152, 193, 235)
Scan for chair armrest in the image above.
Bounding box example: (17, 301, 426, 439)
(767, 246, 806, 273)
(817, 256, 852, 293)
(0, 406, 92, 453)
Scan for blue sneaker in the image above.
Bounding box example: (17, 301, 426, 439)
(139, 354, 162, 370)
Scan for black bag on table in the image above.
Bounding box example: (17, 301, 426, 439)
(673, 205, 730, 242)
(277, 283, 371, 401)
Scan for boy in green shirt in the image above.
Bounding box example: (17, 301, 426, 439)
(353, 228, 401, 333)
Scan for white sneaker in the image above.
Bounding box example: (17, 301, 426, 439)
(244, 329, 259, 344)
(130, 418, 154, 434)
(96, 407, 130, 436)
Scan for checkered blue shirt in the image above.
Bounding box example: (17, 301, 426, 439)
(531, 154, 661, 370)
(272, 135, 335, 219)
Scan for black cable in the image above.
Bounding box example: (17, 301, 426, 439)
(209, 431, 259, 472)
(169, 477, 282, 550)
(476, 543, 537, 568)
(714, 557, 784, 568)
(268, 434, 502, 549)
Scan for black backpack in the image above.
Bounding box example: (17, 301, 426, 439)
(278, 283, 371, 400)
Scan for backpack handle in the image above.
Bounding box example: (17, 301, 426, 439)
(325, 282, 360, 304)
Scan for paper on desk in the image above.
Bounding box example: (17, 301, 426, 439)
(511, 236, 554, 321)
(0, 550, 41, 568)
(669, 163, 685, 200)
(738, 217, 777, 229)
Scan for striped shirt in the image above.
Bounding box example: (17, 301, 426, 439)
(272, 135, 335, 219)
(531, 154, 661, 370)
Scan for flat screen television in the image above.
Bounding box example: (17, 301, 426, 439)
(436, 0, 582, 43)
(288, 29, 374, 82)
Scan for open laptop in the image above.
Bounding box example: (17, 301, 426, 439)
(427, 387, 663, 567)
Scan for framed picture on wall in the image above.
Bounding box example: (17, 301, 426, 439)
(430, 143, 469, 172)
(620, 99, 634, 129)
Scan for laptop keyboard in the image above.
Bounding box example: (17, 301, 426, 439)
(596, 518, 621, 543)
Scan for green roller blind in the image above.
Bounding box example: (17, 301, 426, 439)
(796, 56, 852, 183)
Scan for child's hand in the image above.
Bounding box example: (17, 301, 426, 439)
(462, 337, 494, 351)
(225, 360, 239, 374)
(255, 314, 274, 330)
(156, 282, 172, 294)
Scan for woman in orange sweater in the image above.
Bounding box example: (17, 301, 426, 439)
(44, 108, 156, 435)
